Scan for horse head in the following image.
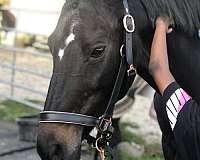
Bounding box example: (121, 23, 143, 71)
(37, 0, 200, 159)
(37, 1, 136, 159)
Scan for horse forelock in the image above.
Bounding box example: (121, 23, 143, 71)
(139, 0, 200, 34)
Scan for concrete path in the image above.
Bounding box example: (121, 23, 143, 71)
(0, 149, 40, 160)
(0, 121, 94, 160)
(0, 121, 40, 160)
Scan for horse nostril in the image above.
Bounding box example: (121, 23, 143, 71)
(37, 140, 64, 160)
(49, 144, 64, 160)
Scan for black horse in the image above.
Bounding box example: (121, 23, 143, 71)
(37, 0, 200, 159)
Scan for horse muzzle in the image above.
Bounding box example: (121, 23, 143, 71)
(37, 123, 83, 160)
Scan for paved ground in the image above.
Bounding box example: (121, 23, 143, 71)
(0, 149, 40, 160)
(0, 121, 40, 160)
(0, 121, 94, 160)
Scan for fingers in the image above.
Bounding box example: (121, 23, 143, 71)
(156, 16, 174, 33)
(156, 17, 170, 27)
(167, 27, 173, 34)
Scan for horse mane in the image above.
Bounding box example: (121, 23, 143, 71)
(139, 0, 200, 34)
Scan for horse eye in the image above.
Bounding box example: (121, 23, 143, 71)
(91, 46, 105, 58)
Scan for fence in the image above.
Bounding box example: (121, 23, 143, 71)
(0, 6, 61, 110)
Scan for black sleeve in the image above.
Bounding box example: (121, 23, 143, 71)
(163, 82, 180, 103)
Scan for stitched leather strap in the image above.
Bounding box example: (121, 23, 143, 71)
(40, 111, 100, 127)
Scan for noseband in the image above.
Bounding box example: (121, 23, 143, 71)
(40, 0, 136, 159)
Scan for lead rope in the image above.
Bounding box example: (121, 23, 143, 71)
(99, 149, 105, 160)
(94, 146, 116, 160)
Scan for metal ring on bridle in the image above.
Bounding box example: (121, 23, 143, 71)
(123, 14, 135, 33)
(120, 44, 124, 57)
(95, 137, 103, 152)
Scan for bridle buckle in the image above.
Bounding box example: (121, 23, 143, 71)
(98, 117, 112, 133)
(123, 14, 135, 33)
(127, 64, 136, 76)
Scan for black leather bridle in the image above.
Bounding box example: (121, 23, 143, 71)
(40, 0, 136, 159)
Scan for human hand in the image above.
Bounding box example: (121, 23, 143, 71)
(156, 16, 173, 34)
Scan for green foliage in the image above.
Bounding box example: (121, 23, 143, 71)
(0, 100, 39, 122)
(120, 122, 145, 145)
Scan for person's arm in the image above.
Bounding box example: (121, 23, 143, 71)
(149, 17, 174, 95)
(149, 18, 192, 130)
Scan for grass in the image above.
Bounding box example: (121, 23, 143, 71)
(0, 99, 39, 122)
